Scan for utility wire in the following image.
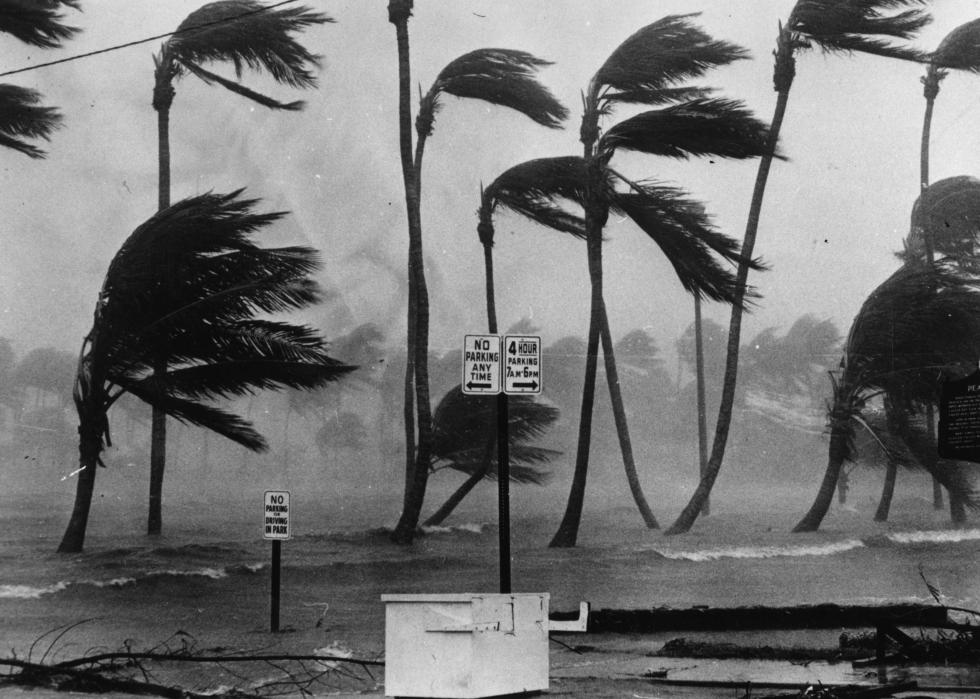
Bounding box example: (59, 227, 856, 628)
(0, 0, 301, 79)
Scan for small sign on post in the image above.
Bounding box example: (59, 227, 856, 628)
(504, 335, 541, 395)
(462, 334, 502, 395)
(263, 491, 290, 632)
(939, 371, 980, 464)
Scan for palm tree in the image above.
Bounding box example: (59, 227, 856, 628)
(386, 0, 568, 544)
(793, 260, 980, 532)
(422, 385, 560, 527)
(0, 1, 80, 157)
(57, 190, 353, 553)
(668, 0, 932, 535)
(492, 15, 773, 547)
(920, 18, 980, 191)
(148, 1, 330, 535)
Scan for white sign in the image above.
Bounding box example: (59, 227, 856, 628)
(462, 334, 501, 395)
(263, 490, 291, 540)
(504, 335, 541, 394)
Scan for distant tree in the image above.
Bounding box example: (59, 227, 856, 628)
(0, 1, 79, 158)
(57, 191, 353, 553)
(13, 346, 75, 408)
(670, 0, 932, 536)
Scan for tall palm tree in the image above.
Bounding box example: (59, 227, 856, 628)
(0, 1, 80, 157)
(668, 0, 932, 535)
(422, 385, 560, 527)
(386, 0, 568, 545)
(793, 260, 980, 532)
(57, 190, 353, 553)
(148, 0, 330, 535)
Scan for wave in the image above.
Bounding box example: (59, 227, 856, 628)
(883, 528, 980, 545)
(657, 540, 866, 562)
(420, 522, 486, 535)
(0, 563, 264, 599)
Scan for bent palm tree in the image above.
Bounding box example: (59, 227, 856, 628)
(0, 0, 80, 157)
(422, 385, 560, 527)
(149, 1, 330, 535)
(58, 191, 353, 552)
(540, 14, 774, 547)
(478, 149, 768, 547)
(387, 0, 568, 544)
(668, 0, 932, 535)
(793, 261, 980, 532)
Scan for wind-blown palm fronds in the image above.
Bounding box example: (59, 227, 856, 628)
(156, 1, 331, 112)
(58, 191, 354, 553)
(0, 84, 62, 158)
(793, 260, 980, 532)
(904, 176, 980, 269)
(417, 49, 567, 137)
(0, 0, 79, 48)
(668, 0, 933, 536)
(422, 385, 560, 527)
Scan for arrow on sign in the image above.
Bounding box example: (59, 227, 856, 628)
(512, 381, 539, 390)
(467, 381, 493, 390)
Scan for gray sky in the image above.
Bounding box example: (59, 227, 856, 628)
(3, 1, 980, 363)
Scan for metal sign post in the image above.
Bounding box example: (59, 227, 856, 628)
(263, 490, 290, 632)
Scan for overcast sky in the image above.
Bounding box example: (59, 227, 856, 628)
(4, 1, 980, 365)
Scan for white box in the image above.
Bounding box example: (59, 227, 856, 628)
(382, 593, 550, 698)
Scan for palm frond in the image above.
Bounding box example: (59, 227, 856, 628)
(599, 98, 779, 161)
(790, 0, 931, 62)
(593, 14, 748, 106)
(420, 48, 568, 135)
(610, 181, 765, 307)
(904, 176, 980, 269)
(121, 379, 267, 451)
(167, 0, 330, 88)
(182, 60, 304, 110)
(931, 18, 980, 73)
(0, 0, 79, 49)
(0, 84, 62, 158)
(482, 156, 587, 238)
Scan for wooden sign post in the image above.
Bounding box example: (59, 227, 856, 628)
(263, 490, 290, 632)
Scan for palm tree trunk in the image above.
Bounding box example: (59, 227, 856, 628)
(694, 295, 709, 517)
(57, 423, 102, 553)
(667, 41, 794, 535)
(837, 468, 849, 504)
(423, 469, 486, 527)
(598, 305, 658, 528)
(389, 0, 433, 545)
(874, 460, 898, 522)
(793, 419, 848, 532)
(550, 232, 602, 548)
(148, 75, 174, 538)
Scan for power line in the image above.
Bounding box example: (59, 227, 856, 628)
(0, 0, 302, 79)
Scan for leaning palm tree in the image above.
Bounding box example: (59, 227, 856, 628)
(58, 190, 353, 553)
(422, 385, 560, 527)
(0, 0, 80, 157)
(793, 260, 980, 532)
(148, 1, 330, 535)
(668, 0, 932, 535)
(386, 0, 568, 544)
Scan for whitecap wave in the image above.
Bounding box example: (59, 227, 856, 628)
(0, 582, 69, 599)
(658, 540, 865, 562)
(420, 522, 485, 535)
(886, 528, 980, 544)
